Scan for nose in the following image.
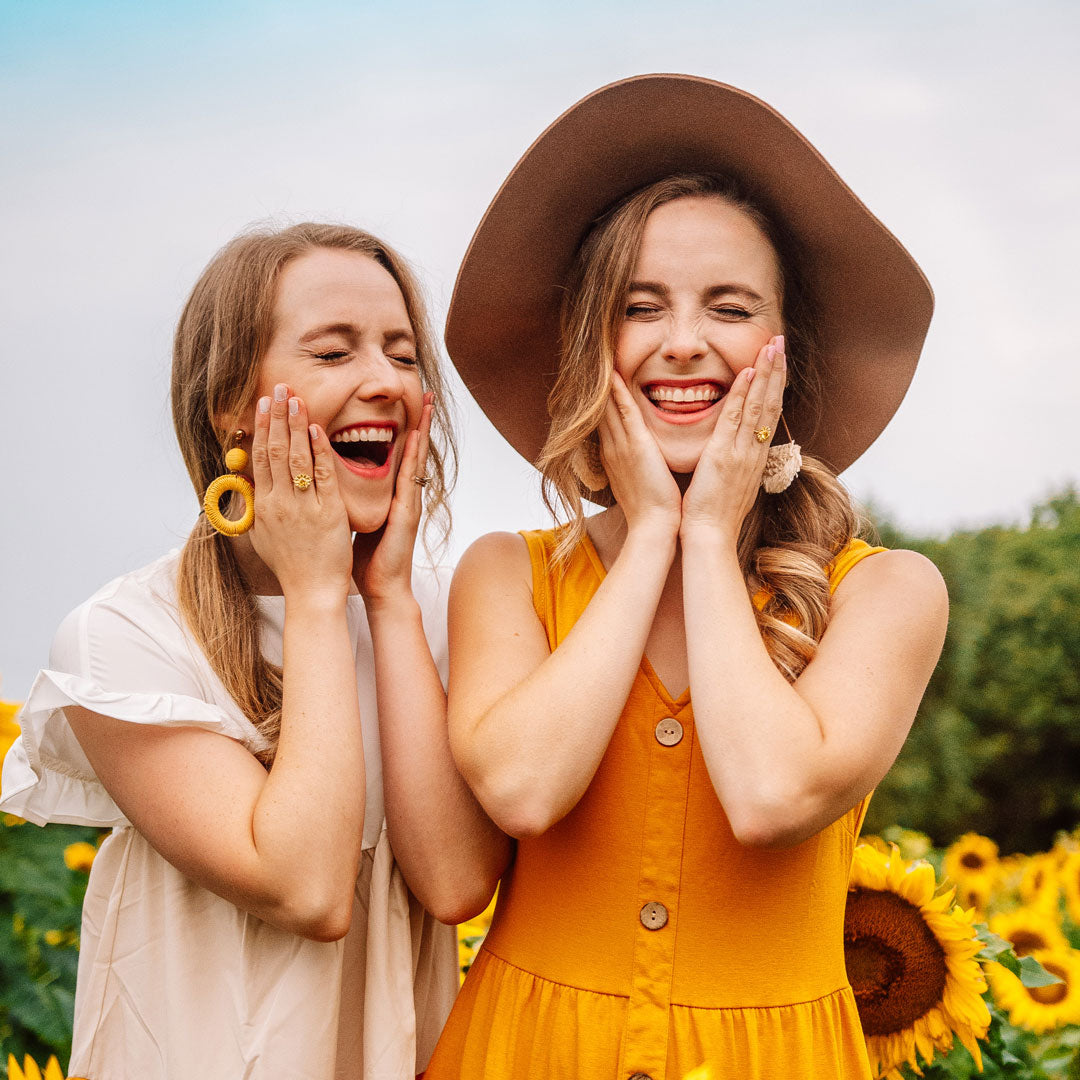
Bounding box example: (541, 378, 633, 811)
(662, 312, 707, 365)
(354, 348, 407, 402)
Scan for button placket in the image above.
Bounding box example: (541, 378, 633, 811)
(617, 702, 692, 1080)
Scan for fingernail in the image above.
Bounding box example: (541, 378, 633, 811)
(746, 368, 756, 383)
(274, 384, 287, 402)
(289, 397, 299, 415)
(259, 397, 271, 414)
(765, 345, 776, 362)
(424, 391, 434, 406)
(309, 424, 319, 439)
(775, 334, 785, 351)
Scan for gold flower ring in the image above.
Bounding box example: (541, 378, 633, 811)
(292, 473, 313, 491)
(754, 426, 772, 443)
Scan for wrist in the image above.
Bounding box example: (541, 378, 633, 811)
(679, 522, 740, 558)
(362, 588, 419, 620)
(282, 587, 350, 617)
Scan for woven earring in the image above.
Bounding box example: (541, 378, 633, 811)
(204, 431, 255, 536)
(571, 433, 609, 493)
(761, 414, 802, 494)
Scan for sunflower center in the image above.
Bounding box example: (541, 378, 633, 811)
(845, 888, 948, 1036)
(1028, 961, 1069, 1006)
(959, 853, 985, 870)
(1009, 930, 1046, 957)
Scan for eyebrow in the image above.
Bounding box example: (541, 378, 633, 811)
(298, 323, 416, 345)
(627, 281, 766, 304)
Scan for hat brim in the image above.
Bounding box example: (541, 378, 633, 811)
(446, 74, 933, 475)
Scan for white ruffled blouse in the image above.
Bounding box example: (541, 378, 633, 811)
(0, 551, 459, 1080)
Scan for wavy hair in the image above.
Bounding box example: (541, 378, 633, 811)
(537, 174, 861, 681)
(172, 223, 456, 763)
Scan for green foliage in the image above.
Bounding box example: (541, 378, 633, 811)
(865, 488, 1080, 852)
(0, 820, 100, 1075)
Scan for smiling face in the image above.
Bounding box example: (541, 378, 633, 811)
(255, 247, 424, 532)
(615, 195, 784, 473)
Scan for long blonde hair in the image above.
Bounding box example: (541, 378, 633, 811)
(538, 174, 860, 681)
(172, 223, 456, 763)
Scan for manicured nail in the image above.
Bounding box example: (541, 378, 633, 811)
(309, 424, 319, 440)
(274, 383, 287, 402)
(765, 345, 776, 362)
(424, 391, 434, 406)
(775, 334, 785, 351)
(259, 397, 271, 414)
(289, 397, 299, 415)
(745, 368, 756, 383)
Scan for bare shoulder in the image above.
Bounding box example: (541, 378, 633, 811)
(832, 548, 948, 633)
(450, 532, 535, 608)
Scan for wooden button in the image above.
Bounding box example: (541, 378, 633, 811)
(639, 901, 668, 930)
(655, 717, 683, 746)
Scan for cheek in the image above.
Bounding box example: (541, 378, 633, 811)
(614, 324, 654, 380)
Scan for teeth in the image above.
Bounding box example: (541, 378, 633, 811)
(646, 385, 721, 403)
(330, 427, 394, 444)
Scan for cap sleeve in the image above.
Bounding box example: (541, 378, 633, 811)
(0, 562, 271, 828)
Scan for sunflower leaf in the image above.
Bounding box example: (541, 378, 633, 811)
(975, 927, 1014, 961)
(1016, 954, 1063, 988)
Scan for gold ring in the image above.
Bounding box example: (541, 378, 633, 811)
(412, 475, 430, 487)
(292, 473, 312, 491)
(754, 427, 771, 444)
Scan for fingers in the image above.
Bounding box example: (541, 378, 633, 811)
(287, 393, 315, 493)
(736, 335, 786, 452)
(266, 383, 293, 490)
(309, 422, 340, 502)
(251, 394, 273, 494)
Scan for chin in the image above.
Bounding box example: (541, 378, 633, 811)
(346, 499, 393, 535)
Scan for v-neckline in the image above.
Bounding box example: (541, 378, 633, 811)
(579, 530, 691, 711)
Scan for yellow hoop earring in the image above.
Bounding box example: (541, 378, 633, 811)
(204, 431, 255, 536)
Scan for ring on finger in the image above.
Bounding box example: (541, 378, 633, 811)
(412, 475, 430, 487)
(754, 426, 772, 444)
(292, 473, 313, 491)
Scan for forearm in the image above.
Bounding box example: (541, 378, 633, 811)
(251, 593, 365, 930)
(458, 524, 676, 836)
(368, 593, 511, 923)
(681, 529, 829, 845)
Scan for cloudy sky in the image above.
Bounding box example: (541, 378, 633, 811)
(1, 0, 1077, 696)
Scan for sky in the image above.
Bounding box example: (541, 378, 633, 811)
(1, 0, 1078, 697)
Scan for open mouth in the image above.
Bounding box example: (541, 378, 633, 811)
(644, 381, 726, 417)
(329, 423, 396, 472)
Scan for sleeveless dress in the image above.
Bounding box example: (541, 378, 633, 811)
(423, 531, 885, 1080)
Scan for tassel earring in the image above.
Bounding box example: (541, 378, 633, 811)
(761, 415, 802, 494)
(204, 430, 255, 536)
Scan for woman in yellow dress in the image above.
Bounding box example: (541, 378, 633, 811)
(423, 76, 948, 1079)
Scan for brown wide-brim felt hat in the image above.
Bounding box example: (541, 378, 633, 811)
(446, 73, 933, 475)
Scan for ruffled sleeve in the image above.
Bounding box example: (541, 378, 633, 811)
(0, 556, 270, 828)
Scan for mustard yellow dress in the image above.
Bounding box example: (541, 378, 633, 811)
(425, 531, 884, 1080)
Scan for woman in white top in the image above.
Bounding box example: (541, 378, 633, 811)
(0, 223, 510, 1080)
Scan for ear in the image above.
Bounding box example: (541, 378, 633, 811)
(213, 408, 254, 445)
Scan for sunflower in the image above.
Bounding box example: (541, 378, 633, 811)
(953, 873, 993, 919)
(6, 1055, 68, 1080)
(986, 947, 1080, 1033)
(63, 841, 97, 873)
(457, 889, 498, 983)
(944, 832, 999, 883)
(845, 843, 989, 1079)
(1061, 851, 1080, 926)
(1018, 852, 1060, 911)
(0, 699, 20, 768)
(989, 908, 1068, 957)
